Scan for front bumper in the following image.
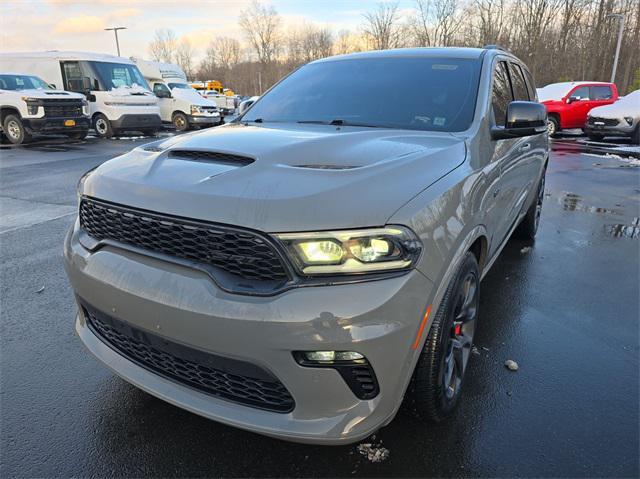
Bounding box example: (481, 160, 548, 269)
(22, 117, 90, 134)
(111, 114, 162, 131)
(64, 220, 434, 444)
(187, 114, 220, 125)
(585, 122, 635, 138)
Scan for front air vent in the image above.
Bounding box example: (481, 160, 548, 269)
(168, 150, 254, 166)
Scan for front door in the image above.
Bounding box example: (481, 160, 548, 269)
(153, 83, 174, 122)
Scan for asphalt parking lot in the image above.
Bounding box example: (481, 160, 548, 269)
(1, 133, 638, 477)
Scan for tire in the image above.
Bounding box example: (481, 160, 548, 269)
(547, 116, 560, 137)
(409, 252, 480, 422)
(68, 131, 88, 140)
(588, 133, 604, 142)
(93, 114, 113, 138)
(515, 166, 546, 240)
(632, 126, 640, 145)
(3, 114, 31, 145)
(172, 112, 189, 131)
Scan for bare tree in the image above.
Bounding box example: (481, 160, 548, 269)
(214, 37, 242, 69)
(238, 0, 282, 64)
(175, 39, 195, 79)
(362, 2, 405, 50)
(148, 29, 176, 63)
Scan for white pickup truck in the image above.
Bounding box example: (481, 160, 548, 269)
(0, 72, 90, 144)
(200, 90, 237, 117)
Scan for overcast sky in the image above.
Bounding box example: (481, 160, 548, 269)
(1, 1, 416, 60)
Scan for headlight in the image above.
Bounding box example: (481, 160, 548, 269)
(191, 105, 202, 114)
(275, 226, 422, 275)
(27, 104, 39, 115)
(76, 166, 98, 205)
(624, 116, 633, 126)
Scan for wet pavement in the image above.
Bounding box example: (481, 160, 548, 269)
(1, 134, 638, 477)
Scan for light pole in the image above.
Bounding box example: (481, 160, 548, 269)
(607, 14, 625, 84)
(104, 26, 127, 56)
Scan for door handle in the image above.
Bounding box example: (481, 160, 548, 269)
(519, 143, 531, 152)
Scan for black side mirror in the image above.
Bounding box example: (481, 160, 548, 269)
(155, 89, 171, 99)
(491, 101, 547, 140)
(86, 93, 96, 102)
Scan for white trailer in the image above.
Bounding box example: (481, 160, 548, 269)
(132, 58, 220, 130)
(0, 51, 161, 138)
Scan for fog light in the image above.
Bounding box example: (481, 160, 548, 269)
(624, 117, 633, 126)
(302, 351, 364, 362)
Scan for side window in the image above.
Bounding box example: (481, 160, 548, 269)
(570, 86, 590, 101)
(523, 69, 537, 101)
(509, 63, 530, 101)
(61, 61, 84, 92)
(590, 85, 613, 100)
(153, 83, 170, 95)
(491, 61, 513, 127)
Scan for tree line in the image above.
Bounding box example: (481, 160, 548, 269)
(148, 0, 640, 96)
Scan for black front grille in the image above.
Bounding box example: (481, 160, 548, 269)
(588, 116, 619, 126)
(79, 198, 289, 288)
(168, 150, 254, 166)
(84, 304, 295, 412)
(43, 101, 83, 117)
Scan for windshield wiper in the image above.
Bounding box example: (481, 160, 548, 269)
(297, 119, 386, 128)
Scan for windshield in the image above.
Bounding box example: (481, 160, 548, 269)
(90, 61, 150, 91)
(168, 83, 192, 90)
(0, 74, 51, 91)
(243, 57, 481, 132)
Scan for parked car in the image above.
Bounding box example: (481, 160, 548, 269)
(0, 51, 161, 138)
(200, 90, 236, 117)
(133, 59, 221, 130)
(0, 72, 90, 144)
(537, 81, 618, 136)
(65, 46, 548, 444)
(585, 90, 640, 144)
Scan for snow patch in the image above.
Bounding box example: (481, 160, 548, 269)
(357, 443, 390, 463)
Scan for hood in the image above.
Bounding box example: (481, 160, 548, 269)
(171, 87, 216, 107)
(6, 88, 84, 100)
(589, 93, 640, 118)
(84, 123, 466, 232)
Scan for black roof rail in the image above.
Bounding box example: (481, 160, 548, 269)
(483, 44, 511, 53)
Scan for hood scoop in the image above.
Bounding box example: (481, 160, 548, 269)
(168, 150, 255, 167)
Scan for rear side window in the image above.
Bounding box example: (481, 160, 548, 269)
(491, 61, 513, 127)
(509, 63, 530, 100)
(590, 85, 613, 100)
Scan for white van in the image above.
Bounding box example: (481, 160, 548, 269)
(0, 51, 161, 138)
(133, 59, 220, 131)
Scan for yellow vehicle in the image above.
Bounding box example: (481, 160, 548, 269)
(189, 80, 234, 96)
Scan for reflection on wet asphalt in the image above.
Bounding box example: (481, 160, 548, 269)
(0, 136, 638, 477)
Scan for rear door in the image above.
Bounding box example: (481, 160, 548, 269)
(589, 84, 616, 112)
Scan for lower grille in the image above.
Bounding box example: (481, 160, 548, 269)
(588, 116, 619, 126)
(84, 304, 295, 413)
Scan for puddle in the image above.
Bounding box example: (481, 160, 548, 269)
(559, 192, 623, 215)
(605, 218, 640, 238)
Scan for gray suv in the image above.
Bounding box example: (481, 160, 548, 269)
(64, 46, 548, 444)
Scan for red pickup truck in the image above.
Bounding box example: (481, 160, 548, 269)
(537, 81, 619, 136)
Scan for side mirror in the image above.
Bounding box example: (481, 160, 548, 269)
(491, 101, 547, 140)
(566, 96, 579, 104)
(86, 93, 96, 102)
(238, 100, 255, 115)
(155, 89, 171, 99)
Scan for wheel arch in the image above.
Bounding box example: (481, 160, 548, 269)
(1, 107, 21, 124)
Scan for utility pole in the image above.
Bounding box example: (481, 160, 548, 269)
(104, 26, 127, 56)
(607, 14, 625, 84)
